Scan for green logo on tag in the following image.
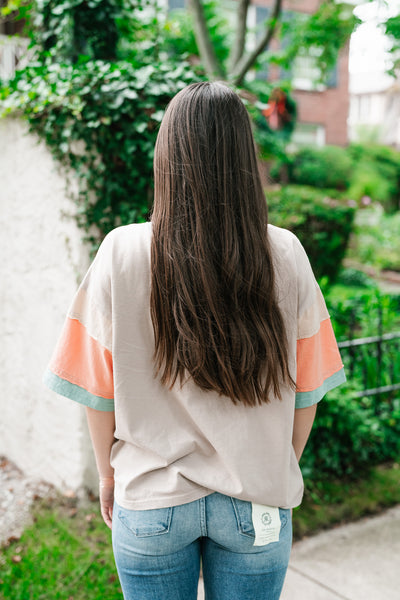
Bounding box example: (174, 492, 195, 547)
(261, 512, 272, 526)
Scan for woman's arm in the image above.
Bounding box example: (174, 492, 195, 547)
(85, 407, 116, 529)
(292, 404, 317, 462)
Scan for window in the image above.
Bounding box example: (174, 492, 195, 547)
(359, 95, 371, 120)
(290, 123, 326, 148)
(168, 0, 185, 9)
(292, 46, 326, 91)
(326, 64, 338, 88)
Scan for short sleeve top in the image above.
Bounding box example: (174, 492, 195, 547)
(44, 222, 345, 510)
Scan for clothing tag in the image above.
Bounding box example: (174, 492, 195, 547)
(251, 503, 281, 547)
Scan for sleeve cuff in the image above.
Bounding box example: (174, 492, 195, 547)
(295, 367, 346, 409)
(43, 369, 115, 412)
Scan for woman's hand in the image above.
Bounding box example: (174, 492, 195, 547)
(99, 477, 115, 529)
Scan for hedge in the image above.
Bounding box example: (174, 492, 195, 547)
(267, 185, 356, 282)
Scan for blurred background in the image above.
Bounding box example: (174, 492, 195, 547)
(0, 1, 399, 598)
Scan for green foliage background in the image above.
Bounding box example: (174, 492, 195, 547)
(1, 0, 399, 488)
(270, 144, 400, 213)
(301, 283, 400, 483)
(0, 0, 298, 248)
(267, 185, 356, 282)
(0, 0, 361, 248)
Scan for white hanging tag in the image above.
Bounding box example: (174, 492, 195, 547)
(251, 503, 281, 546)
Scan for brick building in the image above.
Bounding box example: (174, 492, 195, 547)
(167, 0, 351, 146)
(254, 0, 350, 146)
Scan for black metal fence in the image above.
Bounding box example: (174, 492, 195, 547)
(338, 331, 400, 398)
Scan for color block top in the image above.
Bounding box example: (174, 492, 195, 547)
(44, 222, 345, 510)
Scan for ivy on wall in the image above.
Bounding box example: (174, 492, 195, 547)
(1, 0, 202, 249)
(2, 58, 200, 245)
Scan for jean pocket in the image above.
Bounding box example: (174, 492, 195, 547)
(231, 498, 255, 538)
(117, 505, 173, 538)
(231, 499, 290, 539)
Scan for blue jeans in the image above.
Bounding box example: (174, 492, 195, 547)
(112, 492, 292, 600)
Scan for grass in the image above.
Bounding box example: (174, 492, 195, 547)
(1, 463, 399, 599)
(0, 494, 123, 600)
(293, 462, 400, 539)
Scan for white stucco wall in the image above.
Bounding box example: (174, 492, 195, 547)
(0, 118, 97, 492)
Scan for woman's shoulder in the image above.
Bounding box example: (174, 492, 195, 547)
(267, 223, 313, 283)
(95, 222, 152, 274)
(106, 221, 152, 242)
(267, 223, 299, 255)
(102, 221, 152, 252)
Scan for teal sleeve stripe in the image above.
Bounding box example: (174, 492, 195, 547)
(43, 369, 115, 412)
(295, 368, 346, 409)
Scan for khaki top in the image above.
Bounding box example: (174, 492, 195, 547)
(44, 222, 345, 510)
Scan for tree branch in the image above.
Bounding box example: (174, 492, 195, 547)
(231, 0, 282, 87)
(229, 0, 250, 70)
(187, 0, 224, 79)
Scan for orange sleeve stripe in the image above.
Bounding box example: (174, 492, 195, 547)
(49, 317, 113, 399)
(296, 318, 343, 393)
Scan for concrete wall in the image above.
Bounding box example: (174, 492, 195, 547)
(0, 118, 97, 492)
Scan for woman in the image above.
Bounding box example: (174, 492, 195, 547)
(44, 82, 346, 600)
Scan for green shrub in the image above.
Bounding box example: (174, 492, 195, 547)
(301, 385, 400, 481)
(301, 385, 382, 480)
(326, 285, 400, 341)
(288, 146, 353, 190)
(348, 162, 394, 207)
(308, 284, 400, 481)
(347, 205, 400, 273)
(336, 267, 377, 289)
(270, 143, 400, 213)
(302, 284, 400, 480)
(347, 144, 400, 212)
(267, 185, 355, 282)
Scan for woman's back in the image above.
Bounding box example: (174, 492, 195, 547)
(53, 219, 343, 511)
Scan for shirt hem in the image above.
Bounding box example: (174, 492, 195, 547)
(43, 369, 115, 412)
(114, 487, 214, 511)
(295, 367, 346, 408)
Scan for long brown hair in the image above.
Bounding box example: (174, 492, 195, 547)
(150, 81, 293, 406)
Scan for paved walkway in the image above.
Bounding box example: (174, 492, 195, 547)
(198, 505, 400, 600)
(281, 505, 400, 599)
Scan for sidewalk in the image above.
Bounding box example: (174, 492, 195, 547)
(281, 505, 400, 600)
(198, 505, 400, 600)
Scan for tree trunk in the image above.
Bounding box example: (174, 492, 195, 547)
(187, 0, 224, 79)
(231, 0, 282, 87)
(229, 0, 250, 71)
